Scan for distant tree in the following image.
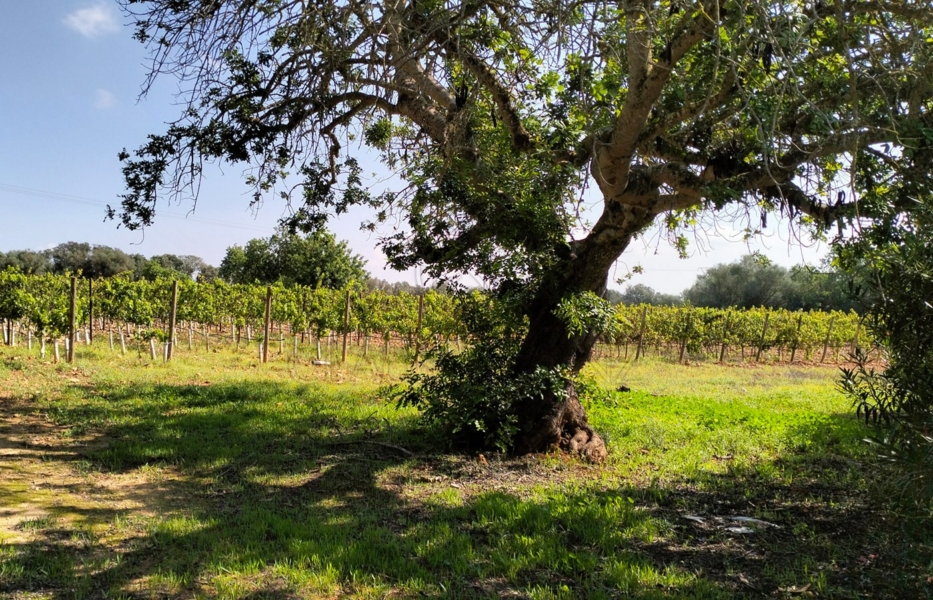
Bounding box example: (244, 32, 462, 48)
(148, 254, 210, 278)
(50, 242, 138, 278)
(786, 260, 862, 313)
(684, 255, 790, 309)
(84, 246, 137, 278)
(219, 229, 367, 288)
(218, 239, 272, 284)
(148, 254, 190, 276)
(366, 278, 430, 295)
(129, 253, 150, 276)
(196, 264, 219, 282)
(615, 283, 682, 306)
(0, 250, 52, 274)
(138, 261, 187, 281)
(216, 245, 248, 284)
(50, 242, 92, 274)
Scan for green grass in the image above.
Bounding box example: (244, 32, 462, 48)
(0, 343, 931, 598)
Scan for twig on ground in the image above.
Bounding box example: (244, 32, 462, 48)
(323, 439, 415, 456)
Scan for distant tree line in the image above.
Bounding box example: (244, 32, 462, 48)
(610, 255, 861, 313)
(0, 242, 217, 281)
(1, 229, 378, 291)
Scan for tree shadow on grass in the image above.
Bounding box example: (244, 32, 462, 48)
(1, 381, 931, 598)
(634, 411, 933, 599)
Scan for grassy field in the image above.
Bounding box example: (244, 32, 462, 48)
(0, 344, 930, 598)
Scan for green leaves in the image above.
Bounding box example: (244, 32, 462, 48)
(554, 292, 620, 339)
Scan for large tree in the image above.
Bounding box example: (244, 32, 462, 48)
(218, 229, 368, 287)
(684, 254, 790, 308)
(116, 0, 932, 460)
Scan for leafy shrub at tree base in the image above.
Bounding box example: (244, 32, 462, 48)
(395, 291, 613, 456)
(396, 336, 569, 453)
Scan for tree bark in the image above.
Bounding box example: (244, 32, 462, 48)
(510, 220, 646, 463)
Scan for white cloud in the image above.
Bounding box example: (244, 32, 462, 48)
(94, 89, 115, 109)
(64, 3, 119, 38)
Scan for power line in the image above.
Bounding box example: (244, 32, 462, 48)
(0, 182, 271, 233)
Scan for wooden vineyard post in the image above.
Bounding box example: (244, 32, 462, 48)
(88, 279, 94, 344)
(718, 316, 729, 363)
(413, 294, 425, 363)
(678, 313, 691, 364)
(789, 314, 803, 363)
(167, 280, 179, 361)
(341, 289, 351, 363)
(851, 317, 862, 356)
(634, 306, 648, 361)
(821, 316, 836, 363)
(68, 276, 77, 363)
(263, 287, 272, 364)
(755, 313, 770, 362)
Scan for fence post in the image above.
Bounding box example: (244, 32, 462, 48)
(821, 316, 836, 363)
(341, 289, 351, 363)
(851, 317, 862, 356)
(755, 313, 770, 362)
(263, 287, 273, 364)
(167, 280, 179, 361)
(719, 316, 729, 363)
(68, 276, 77, 363)
(634, 306, 648, 361)
(678, 312, 691, 364)
(790, 314, 803, 363)
(413, 294, 425, 363)
(88, 279, 94, 344)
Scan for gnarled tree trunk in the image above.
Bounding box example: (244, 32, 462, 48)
(510, 216, 649, 462)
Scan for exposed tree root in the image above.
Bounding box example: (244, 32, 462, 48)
(515, 386, 607, 463)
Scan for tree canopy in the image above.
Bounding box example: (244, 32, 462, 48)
(684, 254, 792, 309)
(609, 283, 682, 306)
(682, 255, 862, 311)
(116, 0, 933, 459)
(218, 228, 368, 288)
(0, 243, 215, 281)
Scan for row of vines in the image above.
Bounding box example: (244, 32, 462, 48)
(0, 269, 869, 363)
(607, 305, 867, 363)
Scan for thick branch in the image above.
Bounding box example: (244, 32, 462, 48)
(452, 51, 534, 153)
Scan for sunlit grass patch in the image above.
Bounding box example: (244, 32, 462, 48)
(1, 346, 931, 597)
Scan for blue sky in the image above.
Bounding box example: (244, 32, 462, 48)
(0, 2, 826, 294)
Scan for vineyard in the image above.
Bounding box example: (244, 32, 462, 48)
(0, 270, 868, 364)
